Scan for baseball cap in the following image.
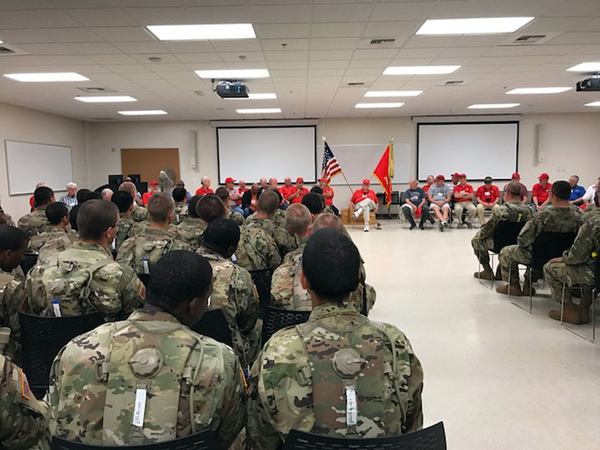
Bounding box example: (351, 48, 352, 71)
(225, 177, 235, 183)
(318, 178, 326, 182)
(150, 180, 159, 186)
(362, 179, 370, 185)
(436, 175, 445, 181)
(451, 172, 460, 178)
(511, 173, 520, 179)
(539, 173, 550, 180)
(459, 173, 466, 178)
(484, 176, 493, 183)
(296, 177, 304, 183)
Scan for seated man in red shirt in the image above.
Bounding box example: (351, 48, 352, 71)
(532, 173, 552, 211)
(280, 177, 294, 206)
(142, 180, 159, 205)
(476, 176, 500, 225)
(351, 179, 378, 232)
(287, 178, 308, 205)
(453, 174, 476, 228)
(195, 176, 214, 195)
(423, 175, 435, 193)
(237, 179, 248, 206)
(317, 178, 337, 214)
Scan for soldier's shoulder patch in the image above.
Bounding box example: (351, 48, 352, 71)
(138, 282, 146, 300)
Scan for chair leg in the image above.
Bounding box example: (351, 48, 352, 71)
(490, 253, 495, 291)
(528, 267, 533, 313)
(560, 283, 566, 325)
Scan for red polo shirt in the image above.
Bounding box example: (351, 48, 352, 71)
(280, 185, 294, 201)
(290, 187, 309, 204)
(195, 187, 214, 196)
(351, 189, 378, 205)
(453, 184, 474, 203)
(142, 191, 155, 205)
(532, 183, 552, 204)
(323, 187, 334, 206)
(476, 185, 500, 203)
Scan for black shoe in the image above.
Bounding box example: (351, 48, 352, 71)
(419, 222, 425, 230)
(429, 217, 435, 225)
(410, 224, 416, 230)
(439, 222, 444, 232)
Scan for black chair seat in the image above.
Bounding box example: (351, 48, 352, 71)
(492, 221, 526, 254)
(52, 428, 218, 450)
(283, 422, 446, 450)
(262, 305, 311, 344)
(20, 252, 39, 275)
(19, 312, 105, 391)
(249, 268, 274, 319)
(531, 231, 577, 271)
(191, 308, 233, 348)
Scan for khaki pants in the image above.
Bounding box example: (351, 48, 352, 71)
(476, 203, 500, 224)
(454, 202, 476, 223)
(471, 233, 494, 265)
(354, 199, 377, 225)
(543, 261, 595, 303)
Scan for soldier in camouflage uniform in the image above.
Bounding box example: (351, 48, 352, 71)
(26, 200, 144, 320)
(472, 183, 532, 280)
(248, 230, 423, 449)
(18, 186, 54, 239)
(117, 193, 190, 276)
(497, 181, 584, 296)
(544, 192, 600, 324)
(177, 195, 207, 251)
(28, 203, 78, 258)
(197, 219, 260, 368)
(111, 190, 136, 253)
(49, 250, 246, 449)
(171, 186, 189, 225)
(215, 187, 244, 226)
(119, 181, 149, 223)
(0, 204, 15, 227)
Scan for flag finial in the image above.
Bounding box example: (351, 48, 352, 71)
(322, 136, 327, 142)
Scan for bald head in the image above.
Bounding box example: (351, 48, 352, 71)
(409, 179, 418, 189)
(286, 203, 311, 236)
(119, 181, 137, 196)
(312, 213, 344, 234)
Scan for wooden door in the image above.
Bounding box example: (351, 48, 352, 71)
(121, 148, 180, 190)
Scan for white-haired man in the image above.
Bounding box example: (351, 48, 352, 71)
(59, 182, 78, 211)
(195, 176, 213, 195)
(101, 188, 113, 201)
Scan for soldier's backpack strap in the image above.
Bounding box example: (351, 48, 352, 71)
(80, 257, 117, 301)
(244, 228, 269, 266)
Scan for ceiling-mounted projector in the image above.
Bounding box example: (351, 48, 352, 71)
(576, 73, 600, 92)
(215, 81, 249, 98)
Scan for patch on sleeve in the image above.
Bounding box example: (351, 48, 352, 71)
(20, 369, 32, 400)
(138, 282, 146, 300)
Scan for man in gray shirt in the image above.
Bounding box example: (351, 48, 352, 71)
(402, 180, 429, 230)
(427, 175, 452, 232)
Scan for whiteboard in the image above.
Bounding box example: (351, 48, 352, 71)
(217, 126, 316, 183)
(417, 122, 518, 181)
(316, 143, 411, 185)
(5, 140, 73, 195)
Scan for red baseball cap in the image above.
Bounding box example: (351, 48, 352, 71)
(451, 172, 460, 178)
(296, 177, 304, 183)
(512, 173, 520, 179)
(436, 175, 445, 181)
(225, 177, 235, 183)
(362, 179, 370, 185)
(150, 180, 159, 186)
(459, 173, 466, 178)
(539, 173, 549, 180)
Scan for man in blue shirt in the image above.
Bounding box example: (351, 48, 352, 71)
(568, 175, 586, 206)
(402, 180, 428, 230)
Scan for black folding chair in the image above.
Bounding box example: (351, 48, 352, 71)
(191, 308, 233, 348)
(52, 428, 219, 450)
(283, 422, 446, 450)
(20, 252, 39, 274)
(478, 221, 526, 290)
(19, 312, 105, 392)
(249, 268, 273, 319)
(262, 305, 311, 344)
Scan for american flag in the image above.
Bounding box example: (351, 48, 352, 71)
(321, 141, 342, 185)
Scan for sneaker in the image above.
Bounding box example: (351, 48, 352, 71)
(429, 217, 435, 225)
(457, 223, 464, 229)
(439, 222, 444, 232)
(364, 226, 369, 232)
(353, 211, 360, 219)
(443, 221, 449, 228)
(466, 222, 473, 229)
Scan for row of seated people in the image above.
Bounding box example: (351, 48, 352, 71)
(471, 180, 600, 325)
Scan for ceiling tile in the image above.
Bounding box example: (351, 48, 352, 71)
(310, 38, 360, 50)
(262, 39, 309, 51)
(547, 32, 600, 45)
(312, 3, 373, 23)
(363, 21, 422, 37)
(308, 60, 349, 70)
(64, 43, 123, 54)
(251, 5, 311, 23)
(91, 27, 155, 42)
(15, 43, 77, 55)
(220, 52, 265, 62)
(87, 54, 139, 65)
(265, 50, 309, 61)
(311, 23, 366, 38)
(113, 42, 170, 54)
(310, 50, 355, 61)
(353, 49, 399, 60)
(174, 53, 223, 63)
(254, 23, 310, 38)
(370, 2, 437, 21)
(267, 61, 308, 70)
(63, 8, 140, 27)
(403, 36, 457, 49)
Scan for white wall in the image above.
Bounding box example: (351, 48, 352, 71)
(0, 102, 88, 221)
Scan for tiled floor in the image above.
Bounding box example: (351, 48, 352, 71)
(347, 220, 600, 450)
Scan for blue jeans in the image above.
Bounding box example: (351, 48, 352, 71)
(231, 206, 244, 216)
(243, 207, 254, 218)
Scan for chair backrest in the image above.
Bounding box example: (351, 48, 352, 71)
(595, 257, 600, 290)
(190, 308, 233, 348)
(390, 191, 400, 205)
(283, 422, 446, 450)
(249, 268, 273, 318)
(531, 231, 577, 270)
(51, 428, 219, 450)
(261, 305, 311, 344)
(20, 252, 39, 275)
(492, 221, 527, 254)
(19, 312, 105, 391)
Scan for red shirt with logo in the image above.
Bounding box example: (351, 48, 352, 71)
(351, 189, 378, 205)
(280, 185, 294, 201)
(323, 187, 334, 206)
(290, 187, 309, 204)
(532, 183, 552, 204)
(453, 184, 474, 203)
(476, 185, 500, 204)
(142, 191, 155, 205)
(237, 187, 248, 205)
(195, 187, 214, 196)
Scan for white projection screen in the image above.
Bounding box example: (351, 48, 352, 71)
(417, 122, 519, 181)
(217, 126, 316, 184)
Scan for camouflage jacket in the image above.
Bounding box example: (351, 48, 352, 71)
(244, 217, 297, 257)
(115, 215, 136, 251)
(18, 208, 50, 239)
(282, 236, 309, 264)
(116, 228, 190, 276)
(31, 229, 78, 260)
(247, 302, 424, 449)
(49, 309, 246, 449)
(172, 204, 188, 225)
(26, 242, 144, 320)
(0, 354, 50, 450)
(235, 226, 281, 272)
(1, 211, 15, 227)
(0, 273, 25, 363)
(562, 209, 600, 270)
(477, 201, 533, 240)
(197, 247, 261, 367)
(176, 217, 206, 252)
(131, 205, 149, 223)
(228, 209, 245, 226)
(517, 205, 584, 249)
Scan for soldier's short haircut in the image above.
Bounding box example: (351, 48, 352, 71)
(0, 225, 28, 251)
(551, 180, 571, 200)
(112, 190, 134, 213)
(197, 194, 227, 223)
(148, 192, 175, 223)
(45, 202, 69, 225)
(506, 182, 522, 196)
(69, 205, 80, 231)
(302, 193, 324, 215)
(286, 204, 311, 235)
(215, 186, 229, 201)
(258, 190, 279, 214)
(34, 186, 54, 206)
(269, 188, 283, 204)
(172, 187, 187, 202)
(84, 191, 102, 201)
(147, 250, 213, 313)
(310, 186, 323, 195)
(302, 229, 360, 301)
(118, 181, 137, 196)
(203, 219, 240, 250)
(187, 195, 202, 219)
(76, 189, 91, 204)
(77, 200, 119, 241)
(312, 213, 344, 234)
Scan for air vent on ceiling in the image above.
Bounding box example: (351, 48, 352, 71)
(370, 38, 396, 46)
(499, 32, 558, 47)
(0, 44, 27, 56)
(91, 117, 117, 121)
(0, 46, 15, 55)
(76, 87, 117, 93)
(445, 80, 464, 85)
(514, 34, 546, 44)
(347, 82, 365, 86)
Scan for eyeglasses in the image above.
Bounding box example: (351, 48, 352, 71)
(104, 223, 119, 231)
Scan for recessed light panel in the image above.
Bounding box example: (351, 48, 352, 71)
(147, 24, 256, 41)
(506, 87, 571, 94)
(584, 101, 600, 107)
(195, 69, 269, 79)
(4, 72, 89, 82)
(383, 66, 460, 75)
(364, 91, 422, 97)
(355, 103, 404, 109)
(225, 93, 277, 100)
(567, 62, 600, 72)
(75, 96, 137, 103)
(417, 17, 534, 35)
(118, 110, 167, 116)
(468, 103, 520, 109)
(236, 108, 282, 114)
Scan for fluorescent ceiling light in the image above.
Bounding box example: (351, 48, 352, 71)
(567, 62, 600, 72)
(383, 66, 460, 75)
(225, 93, 277, 100)
(506, 87, 571, 94)
(584, 101, 600, 107)
(4, 72, 89, 82)
(355, 103, 404, 109)
(236, 108, 282, 114)
(195, 69, 269, 79)
(118, 110, 167, 116)
(365, 90, 422, 97)
(417, 17, 534, 35)
(147, 24, 256, 41)
(75, 96, 137, 103)
(468, 103, 520, 109)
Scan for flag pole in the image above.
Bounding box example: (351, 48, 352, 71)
(322, 136, 354, 195)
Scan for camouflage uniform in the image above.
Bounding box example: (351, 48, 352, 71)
(0, 354, 50, 450)
(247, 302, 423, 449)
(228, 208, 245, 226)
(234, 226, 281, 272)
(544, 209, 600, 302)
(176, 217, 206, 252)
(116, 228, 190, 276)
(197, 247, 261, 367)
(29, 228, 78, 255)
(115, 214, 136, 252)
(26, 242, 144, 320)
(471, 201, 532, 265)
(49, 309, 246, 449)
(0, 274, 25, 363)
(1, 210, 15, 227)
(17, 208, 50, 239)
(244, 217, 297, 257)
(271, 209, 287, 229)
(499, 206, 584, 281)
(131, 204, 149, 223)
(172, 204, 188, 225)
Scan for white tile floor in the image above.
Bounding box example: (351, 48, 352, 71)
(347, 220, 600, 450)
